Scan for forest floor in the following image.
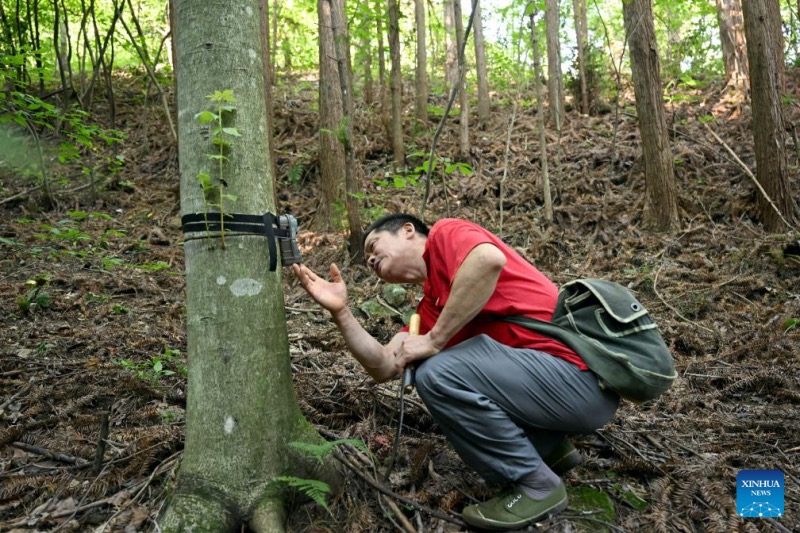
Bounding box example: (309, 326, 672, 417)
(1, 73, 799, 533)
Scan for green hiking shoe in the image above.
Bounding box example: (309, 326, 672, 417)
(542, 439, 582, 475)
(461, 482, 568, 531)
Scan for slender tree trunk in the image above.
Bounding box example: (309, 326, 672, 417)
(376, 0, 390, 141)
(572, 0, 589, 114)
(741, 0, 795, 230)
(328, 0, 364, 259)
(715, 0, 749, 92)
(362, 24, 374, 105)
(387, 0, 404, 166)
(453, 0, 469, 159)
(530, 9, 552, 223)
(161, 1, 338, 529)
(317, 0, 345, 231)
(444, 0, 457, 87)
(473, 0, 490, 129)
(272, 0, 279, 76)
(623, 0, 680, 231)
(545, 0, 563, 131)
(414, 0, 428, 128)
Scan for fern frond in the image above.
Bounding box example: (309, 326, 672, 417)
(274, 476, 331, 511)
(289, 438, 369, 464)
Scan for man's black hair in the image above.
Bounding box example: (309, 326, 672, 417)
(362, 213, 430, 250)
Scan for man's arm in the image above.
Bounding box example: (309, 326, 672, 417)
(396, 243, 506, 369)
(330, 307, 407, 383)
(292, 263, 404, 383)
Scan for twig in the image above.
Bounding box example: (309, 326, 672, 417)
(333, 448, 465, 528)
(653, 262, 715, 334)
(499, 101, 518, 237)
(704, 123, 797, 232)
(0, 385, 31, 412)
(11, 441, 90, 466)
(420, 0, 479, 217)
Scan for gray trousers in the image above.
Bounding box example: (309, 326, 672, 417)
(415, 334, 619, 486)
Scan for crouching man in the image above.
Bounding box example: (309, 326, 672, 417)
(292, 213, 619, 531)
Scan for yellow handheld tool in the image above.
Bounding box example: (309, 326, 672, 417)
(402, 313, 421, 393)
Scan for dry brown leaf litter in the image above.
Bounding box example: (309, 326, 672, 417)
(0, 75, 799, 532)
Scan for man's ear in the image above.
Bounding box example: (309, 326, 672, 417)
(402, 222, 416, 238)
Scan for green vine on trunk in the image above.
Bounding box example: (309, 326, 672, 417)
(194, 89, 240, 247)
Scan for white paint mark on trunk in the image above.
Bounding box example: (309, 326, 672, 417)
(216, 276, 227, 285)
(224, 415, 235, 434)
(230, 278, 263, 296)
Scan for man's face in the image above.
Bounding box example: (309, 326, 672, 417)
(364, 224, 415, 283)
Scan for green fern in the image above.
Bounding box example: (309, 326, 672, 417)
(274, 476, 331, 511)
(288, 438, 369, 464)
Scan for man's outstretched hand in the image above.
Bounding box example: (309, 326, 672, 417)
(292, 263, 348, 316)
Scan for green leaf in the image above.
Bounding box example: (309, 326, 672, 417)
(153, 360, 163, 373)
(222, 127, 241, 137)
(198, 172, 212, 188)
(196, 110, 217, 124)
(274, 476, 331, 511)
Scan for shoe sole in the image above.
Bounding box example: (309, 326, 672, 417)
(464, 495, 569, 531)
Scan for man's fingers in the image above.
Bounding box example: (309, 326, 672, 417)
(329, 263, 341, 282)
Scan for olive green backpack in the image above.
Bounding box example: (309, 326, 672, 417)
(506, 279, 677, 403)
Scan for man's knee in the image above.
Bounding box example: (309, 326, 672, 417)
(416, 335, 493, 396)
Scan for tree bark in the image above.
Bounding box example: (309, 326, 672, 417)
(444, 0, 457, 87)
(715, 0, 749, 92)
(473, 0, 490, 129)
(162, 1, 339, 529)
(545, 0, 563, 131)
(530, 8, 553, 223)
(376, 0, 390, 142)
(387, 0, 404, 166)
(453, 0, 469, 159)
(328, 0, 364, 259)
(414, 0, 428, 128)
(622, 0, 680, 231)
(741, 0, 796, 230)
(260, 0, 278, 204)
(317, 0, 345, 231)
(572, 0, 589, 114)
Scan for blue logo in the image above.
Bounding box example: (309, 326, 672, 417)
(737, 470, 784, 518)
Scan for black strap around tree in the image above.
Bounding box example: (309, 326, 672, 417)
(181, 212, 289, 271)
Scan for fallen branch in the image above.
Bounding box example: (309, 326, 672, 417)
(703, 123, 797, 232)
(333, 447, 465, 528)
(11, 441, 90, 466)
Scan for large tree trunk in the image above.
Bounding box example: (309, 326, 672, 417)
(715, 0, 749, 92)
(387, 0, 404, 166)
(317, 0, 345, 231)
(414, 0, 428, 128)
(741, 0, 796, 231)
(572, 0, 589, 114)
(473, 0, 489, 129)
(545, 0, 563, 131)
(162, 1, 338, 530)
(622, 0, 680, 231)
